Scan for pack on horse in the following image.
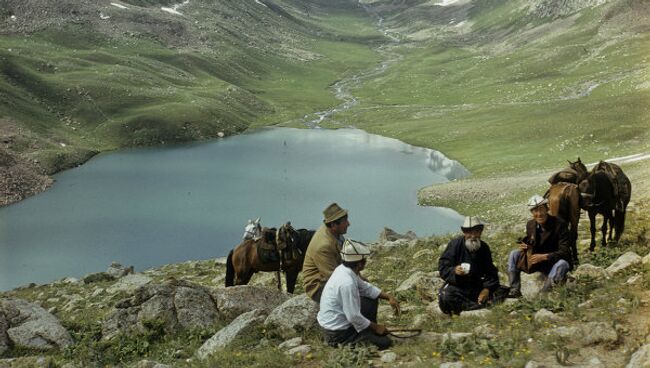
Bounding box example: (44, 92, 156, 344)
(578, 161, 631, 251)
(544, 182, 581, 264)
(548, 157, 589, 185)
(225, 222, 315, 293)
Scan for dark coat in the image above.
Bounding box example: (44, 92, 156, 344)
(520, 215, 573, 273)
(438, 236, 500, 293)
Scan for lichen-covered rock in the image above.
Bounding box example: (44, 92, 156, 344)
(106, 262, 134, 279)
(626, 343, 650, 368)
(606, 252, 642, 274)
(264, 294, 318, 338)
(0, 311, 8, 355)
(521, 272, 546, 299)
(196, 309, 266, 359)
(548, 322, 617, 346)
(107, 273, 153, 294)
(82, 272, 115, 284)
(212, 285, 289, 321)
(0, 298, 73, 351)
(396, 271, 442, 302)
(573, 264, 610, 280)
(102, 279, 218, 340)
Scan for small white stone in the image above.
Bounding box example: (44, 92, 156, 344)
(380, 351, 397, 363)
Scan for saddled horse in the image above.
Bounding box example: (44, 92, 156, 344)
(578, 161, 631, 251)
(545, 182, 581, 264)
(548, 157, 589, 185)
(225, 222, 315, 293)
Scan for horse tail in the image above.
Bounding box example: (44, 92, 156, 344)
(225, 250, 235, 287)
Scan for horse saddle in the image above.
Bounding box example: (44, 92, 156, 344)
(256, 241, 280, 264)
(548, 168, 578, 185)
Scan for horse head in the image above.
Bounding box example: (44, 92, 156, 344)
(568, 157, 588, 182)
(242, 217, 262, 240)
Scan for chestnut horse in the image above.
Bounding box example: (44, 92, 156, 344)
(545, 182, 581, 264)
(225, 222, 315, 293)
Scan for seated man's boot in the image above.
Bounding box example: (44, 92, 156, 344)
(507, 272, 522, 298)
(540, 277, 554, 293)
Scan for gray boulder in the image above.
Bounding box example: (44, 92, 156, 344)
(572, 264, 610, 280)
(521, 272, 546, 299)
(0, 311, 8, 355)
(132, 360, 171, 368)
(626, 343, 650, 368)
(534, 308, 561, 323)
(643, 252, 650, 266)
(285, 345, 311, 356)
(548, 322, 617, 346)
(0, 298, 73, 351)
(82, 272, 115, 284)
(440, 362, 466, 368)
(102, 279, 218, 340)
(196, 309, 266, 359)
(107, 273, 153, 294)
(106, 262, 134, 279)
(378, 227, 416, 243)
(606, 252, 642, 274)
(395, 271, 442, 302)
(278, 337, 303, 350)
(264, 294, 318, 338)
(212, 285, 289, 321)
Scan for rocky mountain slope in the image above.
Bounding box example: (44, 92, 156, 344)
(0, 0, 381, 205)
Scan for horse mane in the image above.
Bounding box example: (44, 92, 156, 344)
(294, 229, 316, 251)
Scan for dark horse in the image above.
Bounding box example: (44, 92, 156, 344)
(545, 182, 581, 264)
(578, 161, 631, 251)
(225, 222, 315, 293)
(548, 157, 589, 185)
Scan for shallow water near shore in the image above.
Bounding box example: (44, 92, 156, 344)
(0, 127, 468, 291)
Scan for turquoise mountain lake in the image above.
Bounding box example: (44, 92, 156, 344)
(0, 128, 469, 291)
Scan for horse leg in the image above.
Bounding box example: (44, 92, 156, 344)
(615, 210, 626, 242)
(588, 211, 597, 251)
(285, 270, 299, 294)
(276, 270, 282, 292)
(600, 213, 608, 248)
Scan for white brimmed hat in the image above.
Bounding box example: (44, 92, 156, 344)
(341, 239, 370, 262)
(461, 216, 485, 231)
(527, 195, 548, 210)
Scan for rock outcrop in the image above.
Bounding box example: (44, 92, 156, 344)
(212, 285, 289, 321)
(606, 252, 642, 274)
(264, 294, 318, 339)
(626, 343, 650, 368)
(0, 298, 73, 351)
(196, 309, 266, 360)
(102, 279, 218, 340)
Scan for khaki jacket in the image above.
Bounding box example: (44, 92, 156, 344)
(302, 224, 343, 299)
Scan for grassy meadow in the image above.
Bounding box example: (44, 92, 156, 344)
(1, 0, 650, 366)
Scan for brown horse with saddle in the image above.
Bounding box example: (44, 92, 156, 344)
(225, 222, 315, 293)
(548, 157, 631, 252)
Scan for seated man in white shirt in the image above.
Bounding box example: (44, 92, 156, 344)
(317, 239, 401, 350)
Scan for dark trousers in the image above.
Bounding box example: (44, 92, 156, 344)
(438, 283, 483, 315)
(322, 325, 392, 350)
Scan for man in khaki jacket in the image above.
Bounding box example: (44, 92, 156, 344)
(302, 203, 349, 303)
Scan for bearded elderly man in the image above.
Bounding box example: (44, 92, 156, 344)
(507, 195, 573, 297)
(438, 216, 503, 315)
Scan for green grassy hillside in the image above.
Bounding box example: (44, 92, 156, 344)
(0, 0, 383, 203)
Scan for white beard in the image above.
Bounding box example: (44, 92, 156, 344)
(465, 238, 481, 253)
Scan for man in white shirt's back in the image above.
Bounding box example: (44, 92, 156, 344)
(317, 239, 400, 350)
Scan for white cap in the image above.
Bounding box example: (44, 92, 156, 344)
(341, 239, 371, 262)
(527, 195, 548, 209)
(461, 216, 485, 231)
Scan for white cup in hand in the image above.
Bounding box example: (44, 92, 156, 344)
(460, 263, 471, 274)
